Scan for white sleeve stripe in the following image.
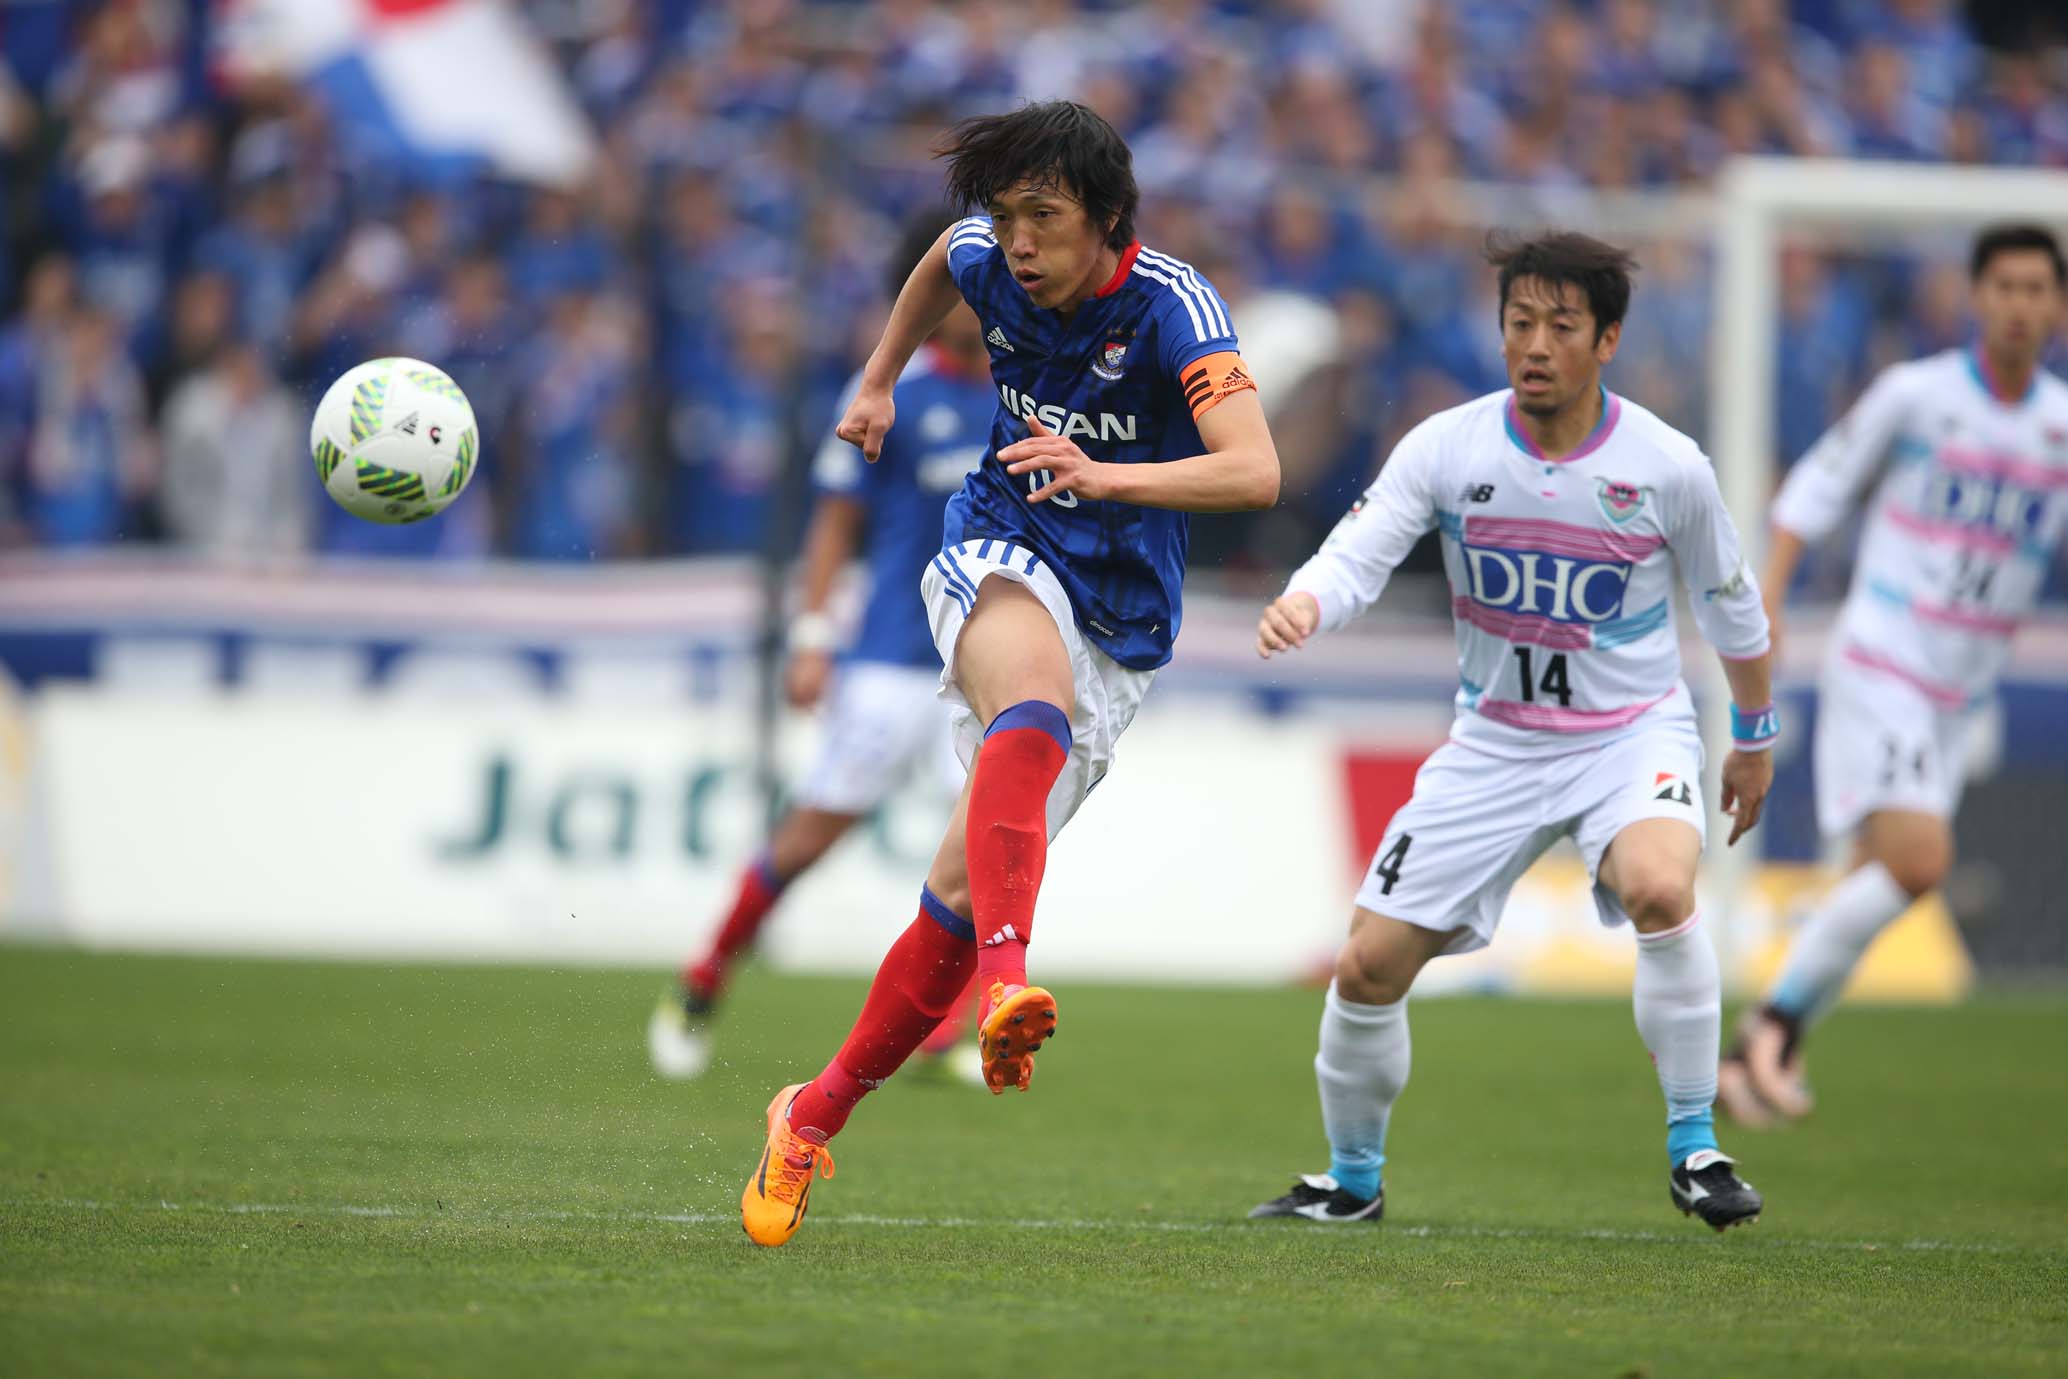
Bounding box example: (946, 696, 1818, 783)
(948, 232, 995, 253)
(1137, 248, 1229, 338)
(1141, 249, 1228, 338)
(952, 215, 990, 235)
(1136, 249, 1219, 337)
(1132, 261, 1209, 343)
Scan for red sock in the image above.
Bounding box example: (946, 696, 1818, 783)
(966, 701, 1071, 994)
(919, 972, 979, 1055)
(787, 889, 976, 1140)
(685, 853, 785, 997)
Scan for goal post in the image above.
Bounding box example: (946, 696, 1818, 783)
(1703, 156, 2068, 975)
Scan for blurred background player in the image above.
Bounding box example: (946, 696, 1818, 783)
(740, 100, 1279, 1247)
(1721, 224, 2068, 1126)
(1249, 234, 1775, 1232)
(648, 211, 995, 1086)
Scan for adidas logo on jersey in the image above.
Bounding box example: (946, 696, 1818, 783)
(987, 326, 1015, 353)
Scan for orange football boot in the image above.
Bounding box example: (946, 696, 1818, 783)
(977, 981, 1058, 1094)
(740, 1083, 835, 1247)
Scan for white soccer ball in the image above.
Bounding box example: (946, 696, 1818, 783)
(310, 357, 479, 524)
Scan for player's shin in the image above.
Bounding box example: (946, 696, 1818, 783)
(685, 851, 789, 997)
(1314, 981, 1409, 1201)
(786, 888, 978, 1140)
(1765, 860, 1911, 1027)
(966, 701, 1072, 991)
(1633, 911, 1723, 1165)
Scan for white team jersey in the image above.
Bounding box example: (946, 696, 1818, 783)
(1288, 388, 1769, 759)
(1772, 348, 2068, 707)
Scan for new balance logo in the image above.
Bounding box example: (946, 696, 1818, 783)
(1461, 484, 1495, 503)
(987, 326, 1014, 353)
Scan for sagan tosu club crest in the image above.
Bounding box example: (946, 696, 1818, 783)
(1597, 479, 1648, 524)
(1091, 339, 1129, 381)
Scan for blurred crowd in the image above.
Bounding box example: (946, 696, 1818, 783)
(1, 0, 2064, 569)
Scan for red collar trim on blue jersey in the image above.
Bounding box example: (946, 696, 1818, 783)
(1094, 241, 1142, 298)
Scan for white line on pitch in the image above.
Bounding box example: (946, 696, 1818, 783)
(0, 1196, 2033, 1256)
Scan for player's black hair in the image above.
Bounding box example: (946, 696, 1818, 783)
(935, 100, 1138, 250)
(1970, 223, 2067, 287)
(1486, 231, 1638, 341)
(887, 208, 960, 297)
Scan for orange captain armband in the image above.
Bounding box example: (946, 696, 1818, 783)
(1178, 351, 1257, 421)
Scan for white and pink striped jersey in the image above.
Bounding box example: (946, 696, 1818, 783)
(1287, 388, 1770, 758)
(1772, 348, 2068, 708)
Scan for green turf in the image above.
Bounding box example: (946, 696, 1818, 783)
(1, 948, 2063, 1378)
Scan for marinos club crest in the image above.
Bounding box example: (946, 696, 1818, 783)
(1091, 339, 1129, 381)
(1597, 479, 1648, 524)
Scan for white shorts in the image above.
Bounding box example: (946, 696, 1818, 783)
(1354, 715, 1708, 954)
(921, 538, 1156, 839)
(794, 661, 961, 813)
(1813, 657, 1972, 839)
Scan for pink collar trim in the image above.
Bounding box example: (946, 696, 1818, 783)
(1504, 387, 1621, 464)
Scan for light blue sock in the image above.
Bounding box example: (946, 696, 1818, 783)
(1667, 1111, 1719, 1168)
(1315, 983, 1406, 1203)
(1634, 916, 1722, 1171)
(1328, 1151, 1383, 1201)
(1765, 862, 1911, 1027)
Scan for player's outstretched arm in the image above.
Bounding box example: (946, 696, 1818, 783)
(1663, 456, 1779, 845)
(784, 494, 867, 709)
(1001, 389, 1280, 513)
(836, 230, 964, 462)
(1763, 364, 1913, 641)
(1256, 591, 1320, 658)
(1254, 422, 1442, 658)
(1759, 525, 1808, 661)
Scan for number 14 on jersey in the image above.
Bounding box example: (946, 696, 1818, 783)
(1513, 647, 1573, 707)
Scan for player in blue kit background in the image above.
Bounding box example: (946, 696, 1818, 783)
(649, 213, 995, 1084)
(740, 100, 1282, 1247)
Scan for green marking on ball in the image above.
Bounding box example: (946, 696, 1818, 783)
(440, 427, 478, 498)
(313, 436, 345, 483)
(350, 374, 390, 445)
(407, 369, 467, 404)
(355, 458, 425, 502)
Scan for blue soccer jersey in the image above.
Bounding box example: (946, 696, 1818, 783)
(943, 215, 1253, 670)
(814, 347, 994, 668)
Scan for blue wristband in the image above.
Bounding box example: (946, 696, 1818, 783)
(1731, 702, 1780, 750)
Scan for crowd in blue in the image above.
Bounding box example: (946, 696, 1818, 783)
(0, 0, 2062, 567)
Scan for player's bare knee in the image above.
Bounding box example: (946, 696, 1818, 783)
(1618, 870, 1696, 932)
(1862, 815, 1953, 898)
(923, 870, 973, 923)
(1880, 839, 1951, 899)
(958, 582, 1075, 724)
(1335, 941, 1414, 1005)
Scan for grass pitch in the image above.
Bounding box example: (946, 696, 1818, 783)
(1, 947, 2063, 1378)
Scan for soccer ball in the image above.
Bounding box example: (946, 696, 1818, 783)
(310, 357, 479, 524)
